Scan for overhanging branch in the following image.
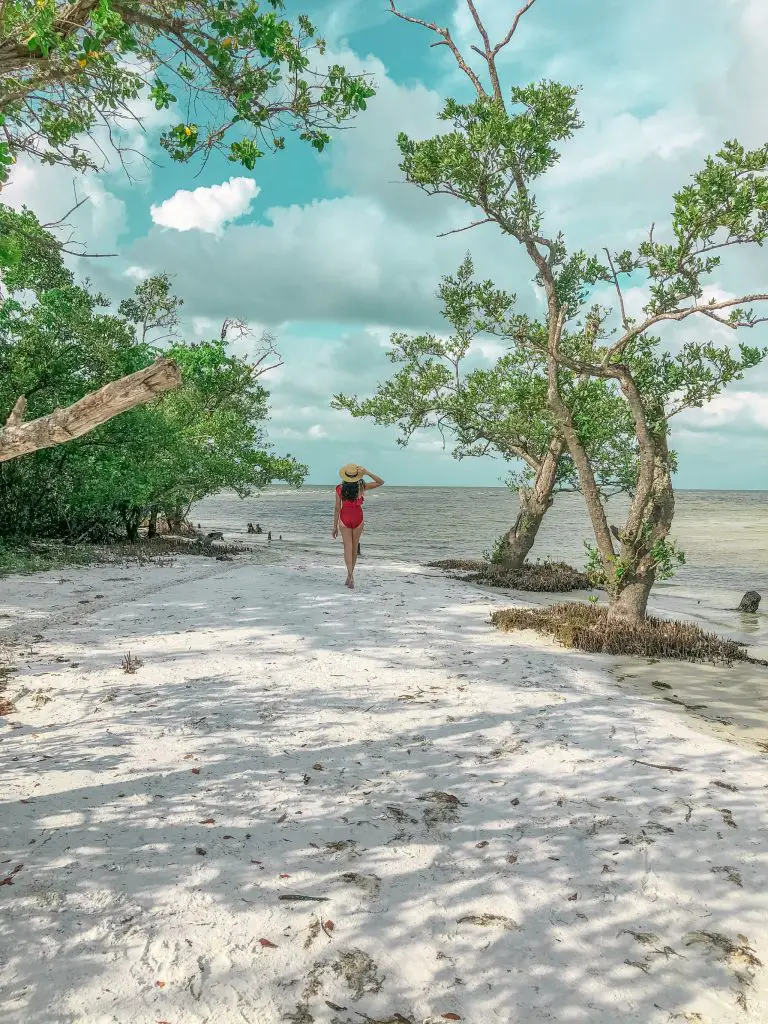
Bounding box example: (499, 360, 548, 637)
(0, 358, 181, 463)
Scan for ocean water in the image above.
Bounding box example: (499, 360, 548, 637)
(193, 486, 768, 653)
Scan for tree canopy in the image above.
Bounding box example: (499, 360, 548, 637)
(0, 0, 375, 182)
(391, 0, 768, 619)
(334, 255, 637, 566)
(0, 204, 303, 538)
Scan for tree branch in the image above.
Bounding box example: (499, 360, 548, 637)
(604, 247, 629, 330)
(0, 358, 181, 464)
(388, 0, 487, 97)
(604, 293, 768, 363)
(437, 216, 494, 237)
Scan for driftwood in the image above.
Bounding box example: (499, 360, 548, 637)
(0, 358, 181, 463)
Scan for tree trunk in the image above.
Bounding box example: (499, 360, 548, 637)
(147, 507, 159, 539)
(0, 358, 181, 463)
(606, 571, 655, 624)
(165, 504, 186, 534)
(498, 438, 564, 568)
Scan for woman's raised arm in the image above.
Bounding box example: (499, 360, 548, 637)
(361, 468, 384, 490)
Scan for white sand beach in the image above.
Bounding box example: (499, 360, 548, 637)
(2, 548, 768, 1024)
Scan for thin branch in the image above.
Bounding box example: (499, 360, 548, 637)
(388, 0, 486, 97)
(604, 247, 629, 330)
(604, 293, 768, 363)
(492, 0, 540, 57)
(437, 216, 494, 238)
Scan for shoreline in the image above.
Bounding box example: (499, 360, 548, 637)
(2, 549, 768, 1022)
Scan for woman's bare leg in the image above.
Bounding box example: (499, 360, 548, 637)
(341, 525, 355, 584)
(348, 524, 364, 585)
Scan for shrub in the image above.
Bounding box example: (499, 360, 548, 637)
(490, 602, 765, 666)
(428, 559, 591, 593)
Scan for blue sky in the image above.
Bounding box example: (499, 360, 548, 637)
(6, 0, 768, 488)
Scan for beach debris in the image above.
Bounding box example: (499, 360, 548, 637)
(207, 531, 224, 540)
(507, 854, 518, 865)
(418, 791, 466, 821)
(567, 892, 578, 901)
(259, 938, 278, 948)
(323, 919, 335, 934)
(624, 959, 650, 974)
(651, 680, 672, 689)
(711, 779, 738, 792)
(457, 913, 519, 931)
(330, 949, 383, 1001)
(631, 759, 685, 773)
(155, 980, 166, 988)
(304, 920, 322, 948)
(719, 808, 737, 828)
(121, 652, 143, 674)
(441, 1015, 462, 1021)
(711, 865, 743, 887)
(279, 894, 330, 902)
(384, 805, 418, 825)
(620, 930, 659, 945)
(199, 818, 215, 825)
(475, 841, 489, 849)
(195, 847, 207, 856)
(325, 840, 356, 852)
(339, 872, 381, 896)
(738, 590, 761, 613)
(0, 864, 24, 886)
(191, 768, 201, 775)
(683, 930, 761, 969)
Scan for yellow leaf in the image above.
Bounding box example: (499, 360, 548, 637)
(184, 126, 192, 137)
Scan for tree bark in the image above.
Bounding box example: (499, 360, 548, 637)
(0, 358, 181, 463)
(606, 573, 655, 623)
(147, 507, 159, 539)
(499, 437, 564, 568)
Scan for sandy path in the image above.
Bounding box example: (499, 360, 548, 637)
(1, 555, 768, 1024)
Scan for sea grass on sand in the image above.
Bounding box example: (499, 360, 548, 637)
(427, 559, 591, 593)
(491, 602, 766, 666)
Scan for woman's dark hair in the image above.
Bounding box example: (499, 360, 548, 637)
(340, 480, 362, 502)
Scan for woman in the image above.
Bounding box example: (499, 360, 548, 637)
(332, 464, 384, 589)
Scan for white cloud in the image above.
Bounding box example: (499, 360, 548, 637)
(545, 107, 706, 189)
(150, 177, 261, 234)
(308, 424, 328, 439)
(678, 391, 768, 431)
(124, 265, 151, 282)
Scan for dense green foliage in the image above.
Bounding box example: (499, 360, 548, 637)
(0, 205, 304, 539)
(0, 0, 375, 180)
(334, 255, 636, 497)
(391, 1, 768, 617)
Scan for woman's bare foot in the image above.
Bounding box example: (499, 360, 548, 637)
(348, 577, 355, 590)
(344, 576, 352, 588)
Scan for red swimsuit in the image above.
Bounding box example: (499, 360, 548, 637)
(337, 483, 364, 529)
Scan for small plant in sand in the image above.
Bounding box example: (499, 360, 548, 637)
(121, 653, 143, 674)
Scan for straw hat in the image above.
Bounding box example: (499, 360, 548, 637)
(339, 463, 364, 483)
